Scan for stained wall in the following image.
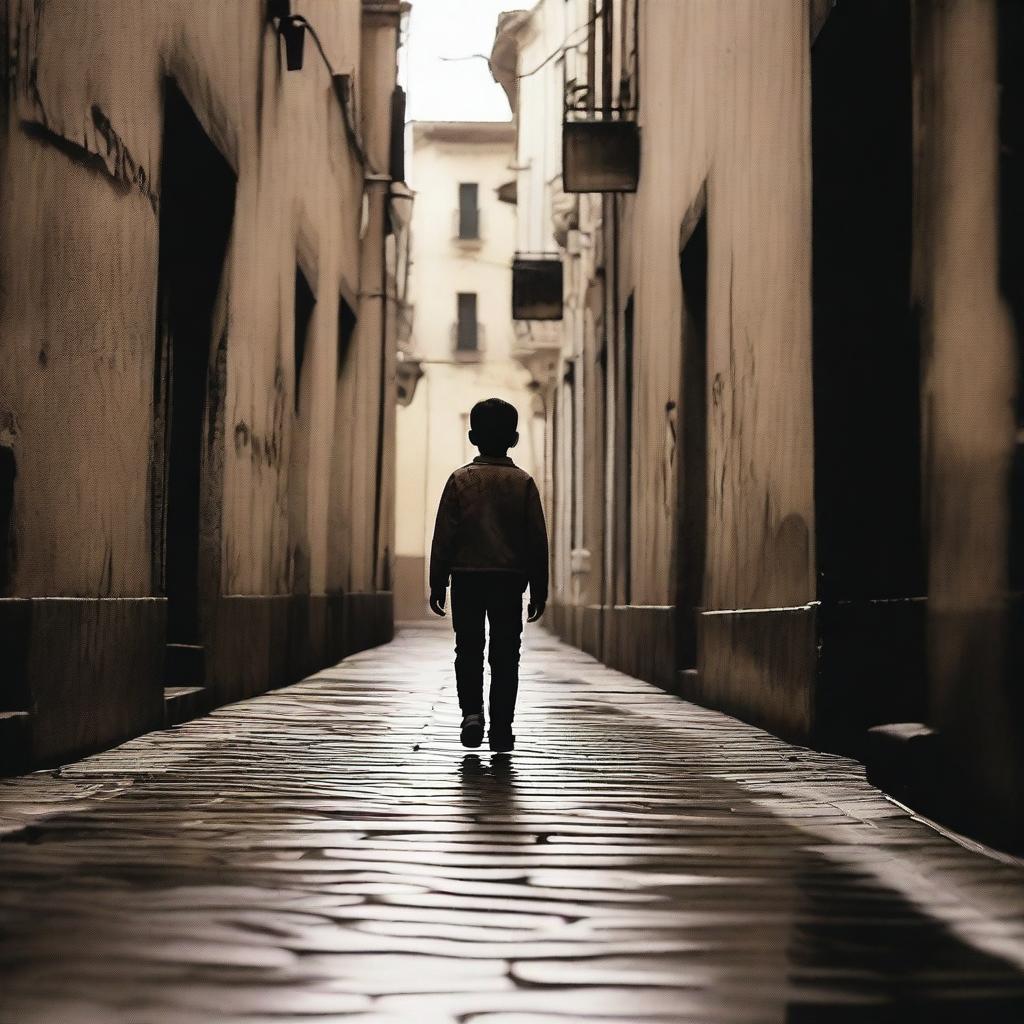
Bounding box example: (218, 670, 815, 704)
(0, 0, 398, 767)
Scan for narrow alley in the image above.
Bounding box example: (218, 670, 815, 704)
(2, 624, 1024, 1023)
(6, 1, 1024, 1019)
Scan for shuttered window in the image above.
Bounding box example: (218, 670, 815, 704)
(456, 292, 478, 350)
(458, 183, 479, 239)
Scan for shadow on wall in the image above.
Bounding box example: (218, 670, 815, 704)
(0, 445, 14, 595)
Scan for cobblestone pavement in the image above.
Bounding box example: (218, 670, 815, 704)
(3, 624, 1024, 1023)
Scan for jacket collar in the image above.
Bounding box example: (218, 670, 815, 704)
(472, 455, 515, 467)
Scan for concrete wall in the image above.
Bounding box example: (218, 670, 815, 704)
(394, 122, 537, 620)
(0, 0, 400, 770)
(503, 0, 817, 736)
(503, 0, 1024, 849)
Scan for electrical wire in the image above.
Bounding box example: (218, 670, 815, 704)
(291, 15, 337, 75)
(440, 7, 603, 82)
(280, 14, 379, 174)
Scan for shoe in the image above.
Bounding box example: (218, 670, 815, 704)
(461, 713, 484, 748)
(489, 727, 515, 752)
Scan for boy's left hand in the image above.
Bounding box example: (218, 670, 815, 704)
(527, 601, 545, 623)
(429, 589, 446, 617)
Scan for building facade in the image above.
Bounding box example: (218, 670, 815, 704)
(394, 120, 538, 619)
(496, 0, 1024, 850)
(0, 0, 408, 772)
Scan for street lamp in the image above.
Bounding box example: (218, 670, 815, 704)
(268, 1, 306, 72)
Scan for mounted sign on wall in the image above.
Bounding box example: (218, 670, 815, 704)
(562, 116, 640, 193)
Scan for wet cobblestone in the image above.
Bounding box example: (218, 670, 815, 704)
(2, 623, 1024, 1022)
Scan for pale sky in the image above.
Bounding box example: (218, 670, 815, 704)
(404, 0, 524, 123)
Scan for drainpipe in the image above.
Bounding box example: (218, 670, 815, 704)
(360, 1, 405, 594)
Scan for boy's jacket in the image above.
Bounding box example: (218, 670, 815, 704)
(429, 455, 549, 603)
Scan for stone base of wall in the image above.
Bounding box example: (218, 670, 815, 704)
(923, 600, 1024, 851)
(549, 601, 675, 689)
(393, 555, 428, 621)
(207, 591, 393, 704)
(604, 606, 676, 689)
(0, 597, 166, 770)
(581, 605, 603, 659)
(550, 597, 926, 752)
(1, 590, 393, 775)
(696, 605, 818, 743)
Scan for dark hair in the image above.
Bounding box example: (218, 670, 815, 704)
(470, 397, 518, 443)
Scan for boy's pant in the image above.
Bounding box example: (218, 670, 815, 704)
(450, 571, 526, 729)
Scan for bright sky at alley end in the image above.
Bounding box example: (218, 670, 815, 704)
(404, 0, 520, 122)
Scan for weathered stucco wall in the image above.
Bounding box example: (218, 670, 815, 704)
(625, 0, 814, 612)
(0, 0, 366, 599)
(0, 0, 398, 768)
(506, 0, 817, 731)
(507, 0, 1024, 847)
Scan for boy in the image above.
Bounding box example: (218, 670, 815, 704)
(428, 398, 548, 752)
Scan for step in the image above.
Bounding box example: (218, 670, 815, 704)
(0, 711, 31, 776)
(864, 722, 941, 812)
(676, 668, 700, 699)
(163, 686, 209, 728)
(164, 644, 205, 687)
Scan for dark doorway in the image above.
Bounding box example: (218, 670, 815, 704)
(290, 265, 317, 595)
(153, 79, 236, 695)
(337, 295, 357, 380)
(676, 208, 708, 670)
(294, 267, 316, 412)
(811, 0, 925, 741)
(618, 293, 635, 604)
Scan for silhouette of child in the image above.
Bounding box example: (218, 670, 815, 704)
(429, 398, 548, 752)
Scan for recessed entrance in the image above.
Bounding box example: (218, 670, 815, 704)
(811, 0, 925, 741)
(675, 207, 708, 671)
(152, 79, 236, 719)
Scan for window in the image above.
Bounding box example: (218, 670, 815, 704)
(294, 266, 316, 412)
(458, 183, 479, 240)
(456, 292, 478, 351)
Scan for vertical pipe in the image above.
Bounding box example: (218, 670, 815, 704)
(587, 0, 598, 112)
(372, 191, 388, 589)
(601, 0, 613, 115)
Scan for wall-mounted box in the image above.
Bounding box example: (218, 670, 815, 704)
(512, 255, 564, 320)
(562, 119, 640, 193)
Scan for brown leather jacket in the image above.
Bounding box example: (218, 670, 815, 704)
(429, 456, 549, 603)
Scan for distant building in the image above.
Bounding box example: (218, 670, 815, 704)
(495, 0, 1024, 851)
(394, 120, 538, 619)
(0, 0, 409, 771)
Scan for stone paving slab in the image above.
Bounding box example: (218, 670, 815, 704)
(2, 623, 1024, 1022)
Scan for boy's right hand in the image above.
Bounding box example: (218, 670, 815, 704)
(429, 589, 446, 617)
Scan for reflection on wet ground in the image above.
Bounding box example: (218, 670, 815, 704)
(0, 622, 1023, 1022)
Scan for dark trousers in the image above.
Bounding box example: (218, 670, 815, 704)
(450, 571, 526, 728)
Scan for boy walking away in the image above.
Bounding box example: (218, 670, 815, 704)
(428, 398, 548, 752)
